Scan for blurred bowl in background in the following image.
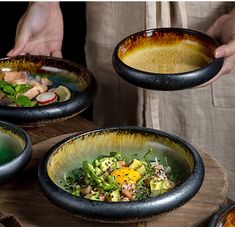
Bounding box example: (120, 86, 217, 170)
(208, 202, 235, 227)
(0, 120, 32, 184)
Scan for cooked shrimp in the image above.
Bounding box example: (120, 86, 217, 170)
(23, 87, 40, 99)
(23, 81, 48, 99)
(41, 77, 53, 86)
(29, 81, 48, 92)
(4, 71, 27, 84)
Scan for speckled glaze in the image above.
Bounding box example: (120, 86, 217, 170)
(112, 27, 223, 90)
(38, 127, 204, 223)
(208, 202, 235, 227)
(0, 55, 97, 126)
(0, 120, 32, 184)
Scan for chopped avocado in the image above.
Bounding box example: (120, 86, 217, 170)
(150, 179, 173, 196)
(162, 180, 173, 190)
(84, 192, 102, 201)
(137, 165, 146, 176)
(129, 159, 142, 169)
(150, 179, 163, 192)
(99, 157, 116, 172)
(107, 189, 120, 202)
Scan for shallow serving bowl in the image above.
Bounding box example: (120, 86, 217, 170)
(113, 27, 223, 90)
(208, 202, 235, 227)
(38, 127, 204, 223)
(0, 120, 32, 184)
(0, 55, 97, 126)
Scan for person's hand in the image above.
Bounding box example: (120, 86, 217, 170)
(7, 2, 63, 58)
(199, 10, 235, 87)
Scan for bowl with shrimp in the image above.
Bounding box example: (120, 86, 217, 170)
(0, 55, 97, 127)
(38, 126, 205, 223)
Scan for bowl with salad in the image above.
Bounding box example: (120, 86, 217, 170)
(38, 127, 205, 223)
(0, 55, 97, 126)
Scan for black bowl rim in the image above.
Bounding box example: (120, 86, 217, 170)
(112, 27, 224, 90)
(0, 120, 32, 182)
(38, 126, 205, 222)
(0, 55, 97, 124)
(208, 202, 235, 227)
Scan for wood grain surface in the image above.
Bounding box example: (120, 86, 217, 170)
(24, 115, 97, 145)
(0, 116, 229, 226)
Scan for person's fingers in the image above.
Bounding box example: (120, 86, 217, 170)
(7, 22, 32, 57)
(207, 14, 230, 39)
(19, 52, 27, 55)
(215, 38, 235, 58)
(196, 53, 235, 88)
(51, 50, 62, 58)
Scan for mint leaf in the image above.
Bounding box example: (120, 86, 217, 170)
(14, 84, 31, 93)
(15, 95, 33, 107)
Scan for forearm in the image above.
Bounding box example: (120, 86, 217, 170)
(26, 2, 61, 16)
(28, 2, 60, 8)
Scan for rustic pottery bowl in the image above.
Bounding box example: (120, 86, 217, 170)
(113, 27, 223, 90)
(0, 120, 32, 184)
(0, 55, 97, 126)
(208, 202, 235, 227)
(38, 127, 204, 223)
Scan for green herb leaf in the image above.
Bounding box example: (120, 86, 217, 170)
(14, 84, 31, 93)
(15, 95, 33, 107)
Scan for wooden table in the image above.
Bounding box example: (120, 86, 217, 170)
(0, 116, 229, 227)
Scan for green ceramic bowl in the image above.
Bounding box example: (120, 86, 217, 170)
(38, 127, 204, 223)
(0, 55, 97, 127)
(0, 120, 32, 184)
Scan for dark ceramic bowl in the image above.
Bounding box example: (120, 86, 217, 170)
(113, 27, 223, 90)
(208, 202, 235, 227)
(0, 55, 97, 126)
(38, 127, 204, 223)
(0, 120, 32, 184)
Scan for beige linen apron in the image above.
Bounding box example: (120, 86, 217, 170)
(85, 2, 235, 199)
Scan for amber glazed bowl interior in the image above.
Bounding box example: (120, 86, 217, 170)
(0, 120, 32, 184)
(0, 55, 97, 127)
(113, 27, 223, 90)
(38, 127, 204, 223)
(208, 202, 235, 227)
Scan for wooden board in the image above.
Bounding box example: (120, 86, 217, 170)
(0, 134, 228, 227)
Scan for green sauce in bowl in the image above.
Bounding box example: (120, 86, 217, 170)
(0, 129, 24, 165)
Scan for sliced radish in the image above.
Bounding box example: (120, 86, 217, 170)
(36, 92, 57, 104)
